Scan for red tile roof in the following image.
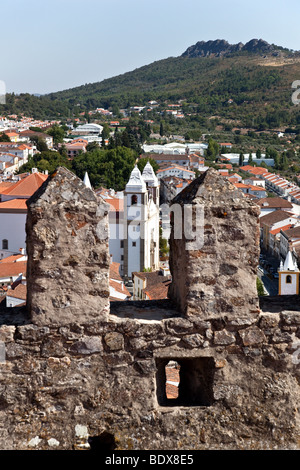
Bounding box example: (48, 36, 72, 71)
(269, 224, 293, 235)
(143, 280, 171, 300)
(0, 254, 24, 263)
(260, 210, 294, 226)
(0, 199, 28, 211)
(0, 261, 27, 279)
(241, 165, 268, 175)
(6, 283, 27, 300)
(110, 262, 122, 281)
(257, 197, 293, 209)
(0, 172, 48, 197)
(109, 279, 131, 299)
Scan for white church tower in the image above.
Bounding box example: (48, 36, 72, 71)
(123, 163, 160, 279)
(278, 250, 299, 295)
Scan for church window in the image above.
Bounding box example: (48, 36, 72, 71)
(131, 195, 138, 205)
(286, 275, 292, 284)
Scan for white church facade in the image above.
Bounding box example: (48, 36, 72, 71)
(97, 162, 160, 280)
(278, 250, 299, 295)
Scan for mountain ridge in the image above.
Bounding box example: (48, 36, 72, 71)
(181, 38, 295, 58)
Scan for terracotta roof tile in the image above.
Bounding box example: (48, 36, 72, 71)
(6, 283, 27, 300)
(0, 172, 48, 197)
(143, 279, 171, 300)
(109, 262, 122, 281)
(0, 261, 27, 279)
(0, 199, 28, 211)
(269, 224, 293, 235)
(257, 197, 293, 208)
(0, 254, 24, 263)
(260, 210, 295, 226)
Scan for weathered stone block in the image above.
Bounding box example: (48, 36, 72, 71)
(239, 326, 266, 346)
(168, 168, 260, 320)
(26, 167, 110, 326)
(281, 311, 300, 326)
(181, 333, 205, 348)
(214, 329, 236, 345)
(0, 326, 15, 343)
(69, 336, 103, 355)
(104, 332, 124, 351)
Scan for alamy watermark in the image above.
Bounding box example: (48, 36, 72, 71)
(97, 201, 205, 250)
(291, 80, 300, 105)
(291, 341, 300, 365)
(0, 81, 6, 105)
(0, 341, 5, 363)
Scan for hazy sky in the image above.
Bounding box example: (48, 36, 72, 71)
(2, 0, 300, 95)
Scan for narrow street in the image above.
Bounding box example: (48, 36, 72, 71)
(258, 250, 279, 296)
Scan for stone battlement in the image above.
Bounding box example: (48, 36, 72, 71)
(0, 167, 299, 451)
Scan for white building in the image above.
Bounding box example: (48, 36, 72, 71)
(96, 163, 160, 280)
(123, 163, 160, 279)
(0, 199, 27, 259)
(156, 165, 195, 180)
(0, 254, 27, 288)
(221, 153, 274, 167)
(0, 143, 33, 164)
(142, 142, 208, 156)
(278, 251, 299, 295)
(0, 170, 48, 258)
(6, 282, 27, 307)
(72, 123, 103, 136)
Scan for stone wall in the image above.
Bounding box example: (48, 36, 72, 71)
(168, 168, 260, 319)
(0, 300, 299, 450)
(26, 167, 110, 326)
(0, 167, 299, 450)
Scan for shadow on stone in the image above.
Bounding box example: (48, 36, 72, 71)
(88, 432, 116, 451)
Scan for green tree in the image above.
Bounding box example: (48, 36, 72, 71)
(159, 122, 164, 137)
(159, 227, 169, 257)
(256, 277, 265, 296)
(17, 150, 71, 174)
(206, 138, 219, 161)
(71, 146, 137, 190)
(36, 138, 48, 152)
(239, 152, 244, 166)
(47, 125, 66, 144)
(0, 133, 11, 142)
(137, 157, 159, 174)
(101, 123, 111, 147)
(280, 153, 289, 171)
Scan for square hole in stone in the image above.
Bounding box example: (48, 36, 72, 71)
(155, 357, 215, 407)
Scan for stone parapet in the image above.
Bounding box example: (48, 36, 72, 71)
(0, 303, 299, 450)
(26, 167, 110, 326)
(168, 168, 260, 319)
(0, 167, 298, 450)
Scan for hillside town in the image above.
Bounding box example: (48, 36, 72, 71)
(2, 0, 300, 449)
(1, 109, 300, 307)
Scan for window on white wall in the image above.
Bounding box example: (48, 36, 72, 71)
(286, 275, 292, 284)
(2, 239, 8, 250)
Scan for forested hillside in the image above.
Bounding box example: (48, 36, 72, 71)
(1, 39, 300, 130)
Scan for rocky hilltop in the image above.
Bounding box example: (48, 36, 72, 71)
(181, 38, 292, 58)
